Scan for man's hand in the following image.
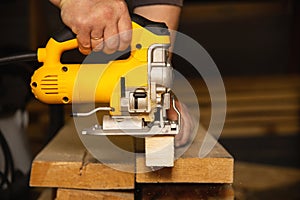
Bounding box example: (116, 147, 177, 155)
(50, 0, 132, 55)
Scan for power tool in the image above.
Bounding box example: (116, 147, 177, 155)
(0, 14, 180, 167)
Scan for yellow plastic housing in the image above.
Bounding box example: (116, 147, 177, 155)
(30, 22, 170, 114)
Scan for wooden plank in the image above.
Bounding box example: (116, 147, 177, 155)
(183, 75, 300, 137)
(136, 125, 234, 183)
(199, 101, 299, 114)
(30, 120, 135, 190)
(222, 75, 300, 91)
(139, 183, 234, 200)
(179, 75, 300, 105)
(182, 75, 300, 93)
(145, 136, 174, 167)
(202, 115, 299, 127)
(221, 124, 300, 137)
(29, 110, 233, 189)
(234, 162, 300, 191)
(56, 188, 134, 200)
(187, 88, 300, 105)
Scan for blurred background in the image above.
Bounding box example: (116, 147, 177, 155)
(0, 0, 299, 199)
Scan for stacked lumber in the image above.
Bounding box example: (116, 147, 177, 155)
(188, 75, 300, 137)
(30, 120, 233, 199)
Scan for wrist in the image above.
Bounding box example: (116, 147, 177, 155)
(49, 0, 62, 7)
(49, 0, 69, 9)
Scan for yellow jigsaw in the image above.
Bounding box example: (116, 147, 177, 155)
(30, 14, 180, 167)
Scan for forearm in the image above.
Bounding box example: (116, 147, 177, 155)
(133, 5, 181, 53)
(133, 5, 181, 61)
(133, 5, 181, 31)
(49, 0, 61, 7)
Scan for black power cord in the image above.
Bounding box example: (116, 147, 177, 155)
(0, 52, 37, 66)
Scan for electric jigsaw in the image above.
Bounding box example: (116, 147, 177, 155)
(30, 14, 180, 166)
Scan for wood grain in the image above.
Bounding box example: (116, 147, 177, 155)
(136, 125, 234, 183)
(56, 188, 134, 200)
(139, 184, 234, 200)
(180, 75, 300, 137)
(145, 136, 174, 167)
(30, 120, 233, 188)
(30, 120, 135, 190)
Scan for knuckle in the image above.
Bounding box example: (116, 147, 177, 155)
(101, 7, 114, 19)
(70, 14, 93, 32)
(78, 38, 90, 48)
(79, 47, 90, 55)
(78, 40, 90, 50)
(118, 39, 130, 51)
(77, 17, 90, 29)
(117, 0, 128, 12)
(120, 31, 132, 43)
(103, 47, 116, 54)
(92, 41, 104, 52)
(105, 36, 119, 50)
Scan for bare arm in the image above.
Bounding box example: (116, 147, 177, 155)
(134, 5, 181, 48)
(49, 0, 60, 7)
(134, 5, 181, 31)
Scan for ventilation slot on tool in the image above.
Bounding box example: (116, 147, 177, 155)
(40, 75, 59, 94)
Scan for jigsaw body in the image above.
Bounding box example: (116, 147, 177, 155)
(31, 15, 180, 167)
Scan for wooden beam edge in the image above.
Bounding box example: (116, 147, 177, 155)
(30, 160, 135, 190)
(56, 188, 134, 200)
(136, 157, 234, 184)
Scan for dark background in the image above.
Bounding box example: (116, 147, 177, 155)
(0, 0, 299, 171)
(0, 0, 299, 199)
(0, 0, 299, 75)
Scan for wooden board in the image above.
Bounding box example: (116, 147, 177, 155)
(145, 136, 174, 167)
(138, 184, 234, 200)
(56, 189, 134, 200)
(30, 120, 233, 188)
(233, 162, 300, 199)
(30, 120, 135, 190)
(136, 125, 234, 183)
(177, 75, 300, 137)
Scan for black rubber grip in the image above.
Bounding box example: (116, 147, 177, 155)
(131, 14, 169, 35)
(53, 26, 76, 42)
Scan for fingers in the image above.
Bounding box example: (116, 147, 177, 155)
(76, 29, 92, 55)
(75, 22, 104, 54)
(102, 24, 119, 54)
(102, 14, 132, 54)
(91, 37, 104, 52)
(76, 20, 131, 55)
(117, 14, 132, 51)
(91, 29, 104, 52)
(59, 0, 132, 55)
